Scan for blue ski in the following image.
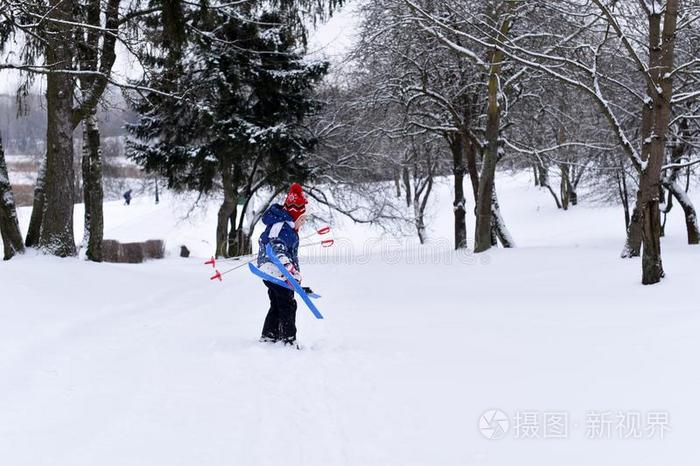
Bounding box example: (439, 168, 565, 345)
(265, 244, 324, 320)
(248, 262, 321, 299)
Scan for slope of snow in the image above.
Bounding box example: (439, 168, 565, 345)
(2, 174, 700, 466)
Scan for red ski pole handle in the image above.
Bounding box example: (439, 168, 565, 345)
(210, 270, 223, 282)
(301, 226, 332, 241)
(205, 257, 216, 268)
(299, 239, 335, 249)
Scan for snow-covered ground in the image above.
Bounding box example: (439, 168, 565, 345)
(2, 174, 700, 465)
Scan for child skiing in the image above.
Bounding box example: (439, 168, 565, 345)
(256, 183, 308, 346)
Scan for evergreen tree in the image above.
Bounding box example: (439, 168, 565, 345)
(127, 6, 328, 257)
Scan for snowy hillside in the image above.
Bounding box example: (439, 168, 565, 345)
(2, 174, 700, 466)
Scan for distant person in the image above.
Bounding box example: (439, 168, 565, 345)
(123, 189, 132, 206)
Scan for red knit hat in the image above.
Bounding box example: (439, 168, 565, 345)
(284, 183, 307, 221)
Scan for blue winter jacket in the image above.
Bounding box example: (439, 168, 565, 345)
(257, 204, 300, 270)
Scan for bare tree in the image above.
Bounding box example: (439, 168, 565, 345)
(424, 0, 695, 283)
(0, 0, 186, 258)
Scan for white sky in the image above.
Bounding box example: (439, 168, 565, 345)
(0, 3, 360, 96)
(307, 2, 361, 66)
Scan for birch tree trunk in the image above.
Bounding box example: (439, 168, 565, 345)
(81, 112, 104, 261)
(0, 135, 25, 260)
(76, 0, 106, 261)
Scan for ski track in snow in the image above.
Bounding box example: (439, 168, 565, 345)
(2, 174, 700, 465)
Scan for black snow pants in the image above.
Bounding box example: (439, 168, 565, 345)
(261, 281, 297, 343)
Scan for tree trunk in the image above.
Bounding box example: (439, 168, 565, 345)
(39, 0, 78, 257)
(474, 7, 513, 253)
(233, 228, 253, 256)
(475, 53, 505, 251)
(449, 135, 467, 249)
(622, 197, 643, 258)
(216, 163, 237, 258)
(227, 202, 239, 257)
(464, 135, 479, 203)
(394, 170, 401, 198)
(616, 168, 631, 230)
(25, 156, 46, 248)
(414, 168, 434, 246)
(536, 163, 545, 187)
(402, 165, 412, 208)
(570, 164, 585, 206)
(81, 112, 104, 261)
(659, 188, 672, 238)
(489, 224, 498, 247)
(663, 117, 697, 245)
(490, 185, 515, 248)
(641, 196, 664, 285)
(538, 161, 562, 209)
(0, 135, 25, 260)
(666, 181, 700, 245)
(560, 164, 571, 211)
(639, 2, 678, 285)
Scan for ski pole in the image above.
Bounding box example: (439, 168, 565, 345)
(206, 237, 330, 270)
(212, 226, 330, 265)
(208, 239, 334, 281)
(207, 256, 257, 281)
(299, 238, 335, 249)
(206, 227, 334, 282)
(214, 252, 256, 264)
